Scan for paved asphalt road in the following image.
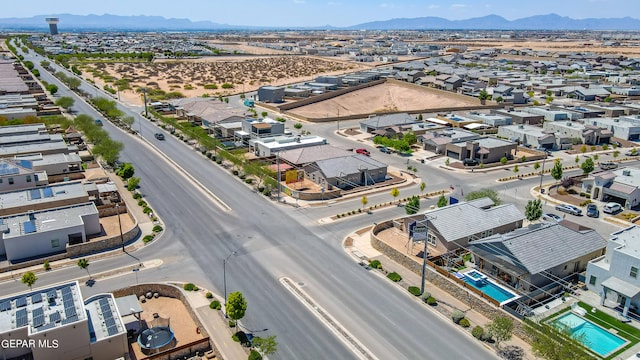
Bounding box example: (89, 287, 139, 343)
(14, 47, 498, 359)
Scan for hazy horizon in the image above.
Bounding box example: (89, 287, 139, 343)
(3, 0, 640, 28)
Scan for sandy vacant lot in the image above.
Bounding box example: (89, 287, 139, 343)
(433, 39, 640, 56)
(291, 82, 482, 118)
(81, 56, 367, 106)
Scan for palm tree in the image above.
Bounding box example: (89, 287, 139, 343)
(77, 258, 91, 279)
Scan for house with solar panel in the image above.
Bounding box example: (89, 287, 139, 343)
(0, 281, 127, 360)
(0, 202, 101, 262)
(0, 159, 49, 193)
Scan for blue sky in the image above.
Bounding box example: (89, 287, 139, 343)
(4, 0, 640, 27)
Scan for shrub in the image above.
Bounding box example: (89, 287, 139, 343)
(408, 286, 421, 296)
(244, 178, 253, 184)
(452, 310, 465, 324)
(209, 300, 221, 310)
(387, 272, 402, 282)
(426, 296, 437, 306)
(43, 260, 51, 271)
(459, 318, 471, 327)
(206, 292, 213, 299)
(183, 283, 196, 291)
(421, 292, 431, 302)
(472, 326, 484, 339)
(138, 200, 147, 207)
(133, 193, 142, 199)
(153, 225, 163, 232)
(228, 320, 236, 328)
(369, 259, 382, 269)
(143, 235, 155, 243)
(248, 350, 262, 360)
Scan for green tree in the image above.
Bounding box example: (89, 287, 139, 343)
(54, 96, 75, 110)
(77, 258, 91, 279)
(406, 196, 420, 215)
(294, 123, 302, 129)
(253, 335, 278, 357)
(419, 181, 426, 194)
(525, 199, 543, 222)
(226, 291, 247, 322)
(46, 84, 58, 94)
(67, 77, 81, 90)
(580, 145, 587, 153)
(361, 195, 368, 209)
(437, 194, 448, 208)
(390, 188, 400, 203)
(465, 189, 502, 205)
(487, 316, 513, 348)
(500, 157, 508, 165)
(581, 157, 594, 174)
(613, 150, 619, 158)
(593, 154, 599, 161)
(550, 159, 563, 190)
(602, 144, 609, 150)
(116, 163, 135, 179)
(21, 271, 37, 291)
(40, 60, 50, 68)
(574, 155, 580, 164)
(126, 177, 140, 191)
(403, 131, 417, 145)
(533, 162, 540, 170)
(513, 165, 519, 175)
(121, 115, 135, 128)
(261, 111, 268, 118)
(495, 96, 504, 103)
(525, 324, 591, 360)
(478, 89, 490, 104)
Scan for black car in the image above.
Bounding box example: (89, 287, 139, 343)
(154, 132, 165, 140)
(463, 158, 478, 166)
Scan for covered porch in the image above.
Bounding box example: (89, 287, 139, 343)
(601, 276, 640, 319)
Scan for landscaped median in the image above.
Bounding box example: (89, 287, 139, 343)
(331, 189, 448, 221)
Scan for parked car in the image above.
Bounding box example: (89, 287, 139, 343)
(94, 119, 103, 126)
(379, 147, 392, 154)
(355, 148, 370, 156)
(463, 158, 478, 166)
(625, 149, 638, 156)
(154, 132, 165, 140)
(603, 202, 622, 214)
(555, 204, 582, 216)
(542, 213, 562, 222)
(600, 161, 618, 170)
(586, 203, 599, 218)
(611, 141, 622, 147)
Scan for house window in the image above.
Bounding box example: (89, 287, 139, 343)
(589, 275, 597, 286)
(26, 175, 31, 183)
(630, 266, 638, 279)
(427, 233, 437, 246)
(51, 239, 60, 248)
(8, 177, 13, 185)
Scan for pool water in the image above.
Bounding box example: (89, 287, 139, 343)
(463, 277, 517, 304)
(553, 312, 626, 357)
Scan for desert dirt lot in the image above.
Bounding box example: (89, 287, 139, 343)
(434, 39, 640, 56)
(80, 56, 368, 106)
(290, 82, 482, 118)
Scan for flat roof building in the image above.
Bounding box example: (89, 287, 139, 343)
(0, 181, 94, 216)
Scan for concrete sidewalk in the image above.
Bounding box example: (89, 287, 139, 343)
(183, 289, 247, 360)
(345, 229, 536, 359)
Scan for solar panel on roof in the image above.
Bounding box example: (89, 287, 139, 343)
(39, 322, 56, 331)
(107, 324, 119, 336)
(16, 309, 28, 327)
(100, 303, 111, 313)
(65, 306, 76, 318)
(62, 286, 72, 295)
(63, 299, 74, 308)
(0, 164, 19, 176)
(49, 311, 61, 323)
(29, 188, 41, 200)
(0, 301, 11, 311)
(23, 220, 36, 234)
(47, 290, 56, 299)
(31, 293, 42, 304)
(33, 315, 45, 328)
(103, 311, 113, 321)
(32, 307, 44, 318)
(105, 317, 116, 328)
(42, 187, 54, 198)
(61, 315, 77, 325)
(15, 297, 27, 308)
(62, 293, 73, 303)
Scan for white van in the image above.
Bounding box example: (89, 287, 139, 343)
(603, 202, 622, 214)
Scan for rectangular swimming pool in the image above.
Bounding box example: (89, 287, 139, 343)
(463, 275, 518, 305)
(552, 312, 627, 357)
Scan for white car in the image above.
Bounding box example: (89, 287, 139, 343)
(542, 213, 562, 222)
(603, 202, 622, 214)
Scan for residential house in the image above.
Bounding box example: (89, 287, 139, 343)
(240, 118, 285, 140)
(465, 112, 512, 127)
(249, 135, 327, 157)
(359, 113, 418, 133)
(419, 128, 480, 154)
(586, 225, 640, 317)
(0, 181, 96, 216)
(542, 121, 612, 145)
(582, 167, 640, 209)
(469, 221, 606, 299)
(303, 154, 387, 190)
(586, 117, 640, 141)
(574, 87, 610, 101)
(257, 86, 285, 103)
(492, 109, 544, 125)
(280, 145, 352, 167)
(401, 198, 524, 256)
(497, 124, 556, 149)
(0, 159, 48, 193)
(445, 137, 517, 164)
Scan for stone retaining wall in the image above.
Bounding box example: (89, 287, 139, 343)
(370, 221, 532, 342)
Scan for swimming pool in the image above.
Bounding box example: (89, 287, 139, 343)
(463, 274, 518, 305)
(553, 312, 627, 357)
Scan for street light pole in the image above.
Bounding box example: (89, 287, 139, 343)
(223, 250, 237, 318)
(539, 157, 547, 192)
(116, 204, 124, 252)
(420, 215, 436, 295)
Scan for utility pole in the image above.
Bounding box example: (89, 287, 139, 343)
(276, 151, 281, 202)
(142, 88, 148, 117)
(223, 250, 237, 318)
(539, 157, 547, 192)
(420, 215, 436, 295)
(116, 204, 124, 252)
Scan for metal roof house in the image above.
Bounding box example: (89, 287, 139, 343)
(303, 154, 387, 190)
(359, 113, 418, 133)
(468, 221, 606, 299)
(0, 281, 127, 360)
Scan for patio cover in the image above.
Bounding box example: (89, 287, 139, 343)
(602, 277, 640, 298)
(115, 294, 144, 316)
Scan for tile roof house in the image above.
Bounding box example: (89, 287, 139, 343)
(468, 221, 606, 299)
(303, 154, 387, 190)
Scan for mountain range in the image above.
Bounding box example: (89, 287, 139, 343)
(1, 13, 640, 31)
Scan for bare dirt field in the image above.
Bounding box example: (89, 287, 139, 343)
(80, 56, 368, 106)
(433, 39, 640, 56)
(290, 82, 482, 118)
